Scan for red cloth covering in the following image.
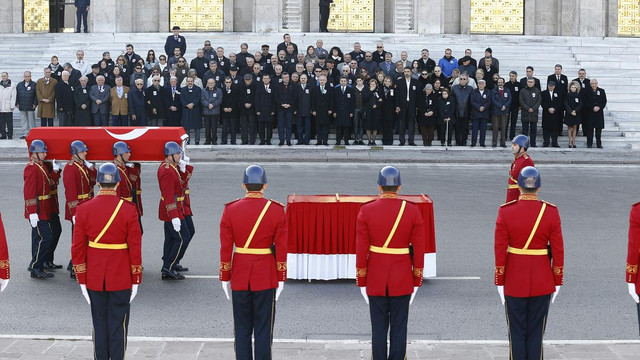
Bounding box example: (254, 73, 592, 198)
(287, 194, 436, 255)
(26, 127, 188, 162)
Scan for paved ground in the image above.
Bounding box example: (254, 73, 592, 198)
(0, 338, 639, 360)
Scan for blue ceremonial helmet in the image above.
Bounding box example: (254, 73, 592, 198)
(517, 166, 541, 189)
(164, 141, 182, 156)
(97, 163, 121, 185)
(243, 165, 267, 184)
(113, 141, 131, 156)
(377, 166, 401, 186)
(512, 135, 530, 150)
(29, 139, 47, 153)
(70, 140, 89, 155)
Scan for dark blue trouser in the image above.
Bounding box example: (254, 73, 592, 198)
(46, 213, 62, 263)
(505, 294, 551, 360)
(296, 115, 311, 144)
(93, 112, 109, 126)
(508, 108, 520, 140)
(368, 294, 410, 360)
(471, 118, 488, 146)
(162, 220, 191, 271)
(112, 115, 129, 126)
(277, 110, 293, 142)
(88, 289, 131, 360)
(30, 220, 52, 271)
(232, 288, 276, 360)
(316, 124, 329, 144)
(222, 114, 237, 144)
(76, 8, 88, 32)
(177, 215, 195, 265)
(522, 121, 538, 146)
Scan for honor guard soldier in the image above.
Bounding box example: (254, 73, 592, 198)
(506, 135, 535, 203)
(42, 159, 63, 271)
(356, 166, 426, 360)
(112, 141, 143, 231)
(219, 165, 287, 360)
(0, 213, 10, 291)
(63, 140, 97, 278)
(72, 163, 142, 360)
(494, 166, 564, 360)
(157, 141, 191, 280)
(24, 139, 60, 278)
(175, 154, 194, 272)
(626, 200, 640, 333)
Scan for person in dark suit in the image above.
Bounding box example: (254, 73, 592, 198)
(238, 74, 257, 145)
(416, 49, 436, 73)
(469, 80, 492, 147)
(277, 34, 298, 57)
(582, 79, 607, 148)
(180, 77, 202, 144)
(64, 63, 82, 88)
(394, 68, 418, 146)
(333, 76, 354, 145)
(319, 0, 333, 32)
(128, 79, 148, 126)
(90, 75, 110, 126)
(541, 81, 563, 147)
(480, 57, 498, 90)
(220, 77, 239, 145)
(144, 76, 166, 126)
(519, 66, 541, 90)
(74, 76, 92, 126)
(55, 71, 75, 126)
(378, 53, 395, 77)
(380, 76, 396, 145)
(165, 26, 186, 58)
(310, 75, 333, 146)
(124, 45, 142, 70)
(74, 0, 90, 33)
(547, 64, 569, 126)
(572, 69, 591, 136)
(295, 73, 313, 145)
(275, 73, 296, 146)
(504, 71, 521, 140)
(164, 76, 182, 127)
(255, 74, 276, 145)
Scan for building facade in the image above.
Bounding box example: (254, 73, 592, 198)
(3, 0, 638, 37)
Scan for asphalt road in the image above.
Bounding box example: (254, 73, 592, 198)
(0, 162, 637, 340)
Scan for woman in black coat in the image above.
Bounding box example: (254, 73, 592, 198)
(380, 76, 396, 145)
(364, 78, 383, 145)
(417, 84, 439, 146)
(437, 88, 456, 146)
(564, 82, 582, 148)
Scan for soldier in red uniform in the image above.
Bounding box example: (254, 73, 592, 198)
(506, 135, 535, 203)
(62, 140, 97, 278)
(157, 141, 191, 280)
(24, 139, 60, 279)
(112, 141, 144, 233)
(495, 166, 564, 360)
(175, 154, 193, 272)
(356, 166, 426, 360)
(42, 159, 63, 271)
(0, 212, 10, 291)
(72, 163, 142, 360)
(219, 165, 287, 360)
(626, 200, 640, 333)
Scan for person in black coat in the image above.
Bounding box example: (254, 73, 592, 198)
(394, 69, 418, 146)
(274, 73, 297, 146)
(295, 73, 314, 145)
(144, 76, 166, 126)
(220, 77, 240, 145)
(310, 75, 333, 146)
(564, 82, 582, 148)
(165, 26, 186, 57)
(582, 79, 607, 148)
(128, 79, 148, 126)
(238, 74, 257, 144)
(255, 74, 276, 145)
(164, 76, 182, 127)
(504, 71, 521, 140)
(519, 66, 541, 90)
(64, 63, 82, 88)
(180, 77, 203, 144)
(547, 65, 569, 127)
(319, 0, 333, 32)
(87, 65, 100, 88)
(416, 84, 438, 146)
(438, 88, 456, 146)
(74, 77, 92, 126)
(380, 76, 396, 145)
(333, 76, 355, 145)
(364, 78, 383, 145)
(541, 81, 563, 148)
(469, 80, 492, 147)
(55, 71, 75, 126)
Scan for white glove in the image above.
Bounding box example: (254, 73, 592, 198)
(29, 213, 39, 228)
(221, 281, 230, 300)
(629, 283, 639, 303)
(171, 218, 181, 232)
(360, 287, 369, 304)
(0, 278, 9, 292)
(52, 159, 60, 171)
(125, 162, 135, 168)
(72, 215, 76, 225)
(275, 281, 284, 301)
(130, 284, 138, 303)
(551, 285, 561, 304)
(182, 155, 191, 164)
(178, 159, 187, 173)
(80, 284, 91, 305)
(84, 160, 93, 169)
(409, 286, 419, 306)
(497, 286, 505, 305)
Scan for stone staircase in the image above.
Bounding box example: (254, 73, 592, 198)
(1, 33, 639, 147)
(394, 0, 415, 33)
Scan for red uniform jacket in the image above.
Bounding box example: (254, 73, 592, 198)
(63, 160, 96, 220)
(626, 203, 640, 294)
(43, 162, 61, 215)
(182, 164, 194, 216)
(219, 193, 288, 291)
(23, 160, 60, 220)
(132, 163, 143, 216)
(72, 190, 142, 291)
(157, 162, 185, 221)
(495, 194, 564, 297)
(0, 213, 9, 280)
(115, 163, 136, 205)
(356, 195, 426, 297)
(506, 153, 534, 203)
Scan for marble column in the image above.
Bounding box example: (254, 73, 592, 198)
(417, 0, 444, 34)
(579, 0, 607, 37)
(254, 0, 281, 31)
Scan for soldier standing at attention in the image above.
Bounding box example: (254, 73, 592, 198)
(506, 135, 534, 203)
(72, 163, 142, 360)
(219, 165, 287, 360)
(0, 212, 10, 291)
(495, 166, 564, 359)
(356, 166, 425, 360)
(112, 141, 143, 231)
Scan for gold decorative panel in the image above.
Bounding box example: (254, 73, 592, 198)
(470, 0, 523, 35)
(23, 0, 49, 33)
(170, 0, 224, 31)
(618, 0, 640, 36)
(328, 0, 374, 32)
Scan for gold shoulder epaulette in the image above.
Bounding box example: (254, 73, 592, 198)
(269, 199, 285, 207)
(225, 198, 241, 206)
(542, 200, 557, 208)
(500, 200, 517, 207)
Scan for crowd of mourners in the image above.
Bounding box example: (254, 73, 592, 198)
(0, 30, 609, 148)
